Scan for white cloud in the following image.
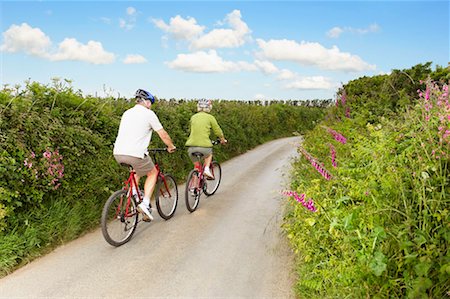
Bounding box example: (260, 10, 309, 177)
(123, 54, 147, 64)
(1, 23, 115, 64)
(120, 6, 138, 30)
(353, 23, 380, 34)
(167, 50, 256, 73)
(327, 23, 380, 38)
(152, 15, 205, 40)
(127, 7, 136, 16)
(277, 69, 296, 80)
(50, 38, 115, 64)
(284, 76, 334, 90)
(254, 60, 279, 74)
(327, 27, 344, 38)
(154, 10, 251, 49)
(256, 38, 376, 72)
(1, 23, 51, 57)
(191, 10, 251, 49)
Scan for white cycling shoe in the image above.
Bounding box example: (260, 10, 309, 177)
(137, 202, 154, 222)
(204, 168, 214, 180)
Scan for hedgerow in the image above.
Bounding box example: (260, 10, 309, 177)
(284, 63, 449, 297)
(0, 79, 326, 276)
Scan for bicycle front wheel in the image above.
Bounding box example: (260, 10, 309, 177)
(185, 169, 201, 212)
(204, 161, 222, 196)
(155, 174, 178, 220)
(101, 189, 138, 247)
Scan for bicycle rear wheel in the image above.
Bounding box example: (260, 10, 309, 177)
(101, 189, 138, 247)
(204, 161, 222, 196)
(185, 169, 201, 212)
(155, 174, 178, 220)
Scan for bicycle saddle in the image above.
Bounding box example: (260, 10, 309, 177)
(191, 152, 204, 158)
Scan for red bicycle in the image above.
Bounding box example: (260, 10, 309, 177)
(101, 148, 178, 246)
(185, 139, 222, 212)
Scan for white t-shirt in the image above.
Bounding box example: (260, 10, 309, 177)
(113, 105, 163, 158)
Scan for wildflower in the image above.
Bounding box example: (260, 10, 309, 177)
(324, 127, 347, 144)
(282, 190, 317, 212)
(43, 150, 51, 159)
(300, 148, 333, 180)
(330, 144, 337, 168)
(341, 90, 347, 106)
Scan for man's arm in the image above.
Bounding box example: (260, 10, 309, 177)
(156, 128, 176, 152)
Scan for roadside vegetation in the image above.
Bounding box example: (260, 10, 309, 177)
(284, 62, 449, 298)
(0, 80, 326, 277)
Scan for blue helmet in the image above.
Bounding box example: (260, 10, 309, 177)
(135, 89, 155, 104)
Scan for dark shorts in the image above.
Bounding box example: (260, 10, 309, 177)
(114, 155, 155, 177)
(187, 147, 213, 163)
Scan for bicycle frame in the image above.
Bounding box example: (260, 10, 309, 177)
(191, 139, 221, 190)
(116, 169, 140, 219)
(102, 148, 178, 246)
(150, 151, 174, 199)
(120, 149, 174, 216)
(191, 156, 216, 191)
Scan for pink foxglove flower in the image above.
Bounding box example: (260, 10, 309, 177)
(300, 148, 333, 180)
(323, 126, 347, 144)
(282, 190, 317, 212)
(329, 144, 337, 168)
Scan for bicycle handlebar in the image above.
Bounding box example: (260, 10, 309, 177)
(148, 148, 170, 153)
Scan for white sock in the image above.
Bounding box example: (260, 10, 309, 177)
(143, 197, 150, 208)
(132, 186, 138, 196)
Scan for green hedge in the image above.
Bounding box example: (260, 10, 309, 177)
(0, 79, 325, 276)
(283, 63, 449, 297)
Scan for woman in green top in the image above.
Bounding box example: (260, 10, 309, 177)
(185, 99, 227, 178)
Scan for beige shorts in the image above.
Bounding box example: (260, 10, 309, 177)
(187, 147, 213, 163)
(114, 155, 155, 177)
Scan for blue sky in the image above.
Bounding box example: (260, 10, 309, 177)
(1, 1, 449, 101)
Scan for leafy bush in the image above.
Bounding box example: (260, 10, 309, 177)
(284, 64, 449, 297)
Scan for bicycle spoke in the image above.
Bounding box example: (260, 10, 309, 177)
(155, 174, 178, 220)
(204, 161, 222, 196)
(101, 190, 138, 246)
(185, 170, 201, 212)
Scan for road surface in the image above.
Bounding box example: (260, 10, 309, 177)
(0, 137, 300, 298)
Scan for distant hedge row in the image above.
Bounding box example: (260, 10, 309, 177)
(0, 80, 326, 276)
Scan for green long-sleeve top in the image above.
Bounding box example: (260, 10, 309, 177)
(185, 112, 224, 148)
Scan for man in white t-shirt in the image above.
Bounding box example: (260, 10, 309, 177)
(113, 89, 176, 221)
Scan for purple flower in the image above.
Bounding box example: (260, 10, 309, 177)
(300, 148, 333, 180)
(326, 127, 347, 144)
(330, 144, 337, 168)
(282, 190, 317, 212)
(43, 151, 52, 159)
(341, 90, 347, 106)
